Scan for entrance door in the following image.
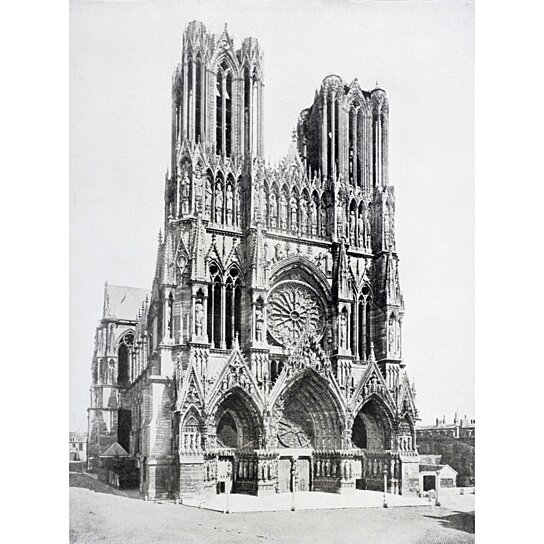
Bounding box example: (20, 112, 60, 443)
(353, 459, 364, 490)
(298, 458, 310, 491)
(217, 458, 233, 494)
(423, 475, 436, 491)
(278, 459, 291, 493)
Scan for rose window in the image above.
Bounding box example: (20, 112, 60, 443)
(267, 281, 325, 347)
(277, 419, 312, 448)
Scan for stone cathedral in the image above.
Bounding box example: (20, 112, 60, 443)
(88, 20, 420, 500)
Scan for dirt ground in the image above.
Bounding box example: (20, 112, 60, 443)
(69, 473, 475, 544)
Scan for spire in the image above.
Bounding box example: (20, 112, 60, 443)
(369, 342, 376, 363)
(103, 281, 110, 318)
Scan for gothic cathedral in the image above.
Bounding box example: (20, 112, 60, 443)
(88, 20, 420, 500)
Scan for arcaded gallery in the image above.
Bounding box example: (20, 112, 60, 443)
(87, 20, 420, 500)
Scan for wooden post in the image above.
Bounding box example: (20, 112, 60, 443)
(383, 468, 388, 508)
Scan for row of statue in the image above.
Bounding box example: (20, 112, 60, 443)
(176, 167, 394, 249)
(314, 458, 353, 480)
(364, 456, 400, 479)
(264, 191, 326, 236)
(178, 169, 243, 227)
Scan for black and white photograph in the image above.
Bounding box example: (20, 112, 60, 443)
(65, 1, 478, 542)
(10, 0, 544, 541)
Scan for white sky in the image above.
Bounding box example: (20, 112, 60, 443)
(70, 0, 474, 432)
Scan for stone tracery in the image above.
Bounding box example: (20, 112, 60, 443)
(267, 280, 325, 347)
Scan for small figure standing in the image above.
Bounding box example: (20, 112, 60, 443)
(195, 300, 204, 336)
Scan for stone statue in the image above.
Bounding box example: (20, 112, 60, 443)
(388, 318, 395, 350)
(300, 199, 307, 234)
(365, 207, 372, 247)
(235, 185, 241, 226)
(194, 170, 203, 211)
(194, 301, 204, 337)
(255, 305, 264, 341)
(280, 194, 287, 229)
(181, 171, 190, 215)
(320, 207, 327, 236)
(310, 201, 317, 235)
(274, 243, 284, 263)
(358, 212, 364, 247)
(205, 176, 212, 219)
(383, 208, 390, 248)
(269, 192, 277, 227)
(226, 184, 233, 225)
(108, 361, 115, 384)
(290, 197, 298, 231)
(350, 210, 356, 244)
(336, 200, 344, 238)
(340, 312, 348, 348)
(215, 185, 223, 223)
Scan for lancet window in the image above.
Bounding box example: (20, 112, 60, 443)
(355, 286, 373, 361)
(327, 94, 333, 177)
(244, 67, 251, 154)
(195, 57, 203, 142)
(207, 265, 223, 348)
(215, 60, 233, 157)
(207, 265, 242, 349)
(186, 56, 204, 141)
(117, 332, 134, 385)
(348, 107, 356, 185)
(357, 109, 365, 187)
(225, 268, 242, 349)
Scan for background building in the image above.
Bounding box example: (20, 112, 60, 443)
(418, 454, 458, 493)
(416, 414, 475, 486)
(69, 432, 87, 463)
(88, 20, 420, 500)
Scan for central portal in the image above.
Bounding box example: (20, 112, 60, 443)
(275, 369, 343, 451)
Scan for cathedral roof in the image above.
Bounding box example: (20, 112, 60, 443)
(103, 283, 149, 322)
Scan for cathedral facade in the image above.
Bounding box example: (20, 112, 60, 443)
(87, 20, 420, 500)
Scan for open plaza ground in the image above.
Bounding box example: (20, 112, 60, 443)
(69, 473, 475, 544)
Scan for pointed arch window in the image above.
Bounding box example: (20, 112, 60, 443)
(357, 287, 372, 361)
(195, 58, 203, 142)
(207, 265, 223, 349)
(167, 292, 174, 339)
(244, 67, 251, 154)
(216, 70, 223, 154)
(348, 108, 356, 185)
(327, 94, 333, 178)
(187, 58, 193, 137)
(215, 61, 233, 157)
(117, 332, 134, 385)
(225, 71, 233, 156)
(252, 68, 259, 153)
(334, 98, 339, 175)
(357, 109, 364, 187)
(225, 268, 242, 349)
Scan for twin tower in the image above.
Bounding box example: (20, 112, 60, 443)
(88, 20, 419, 501)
